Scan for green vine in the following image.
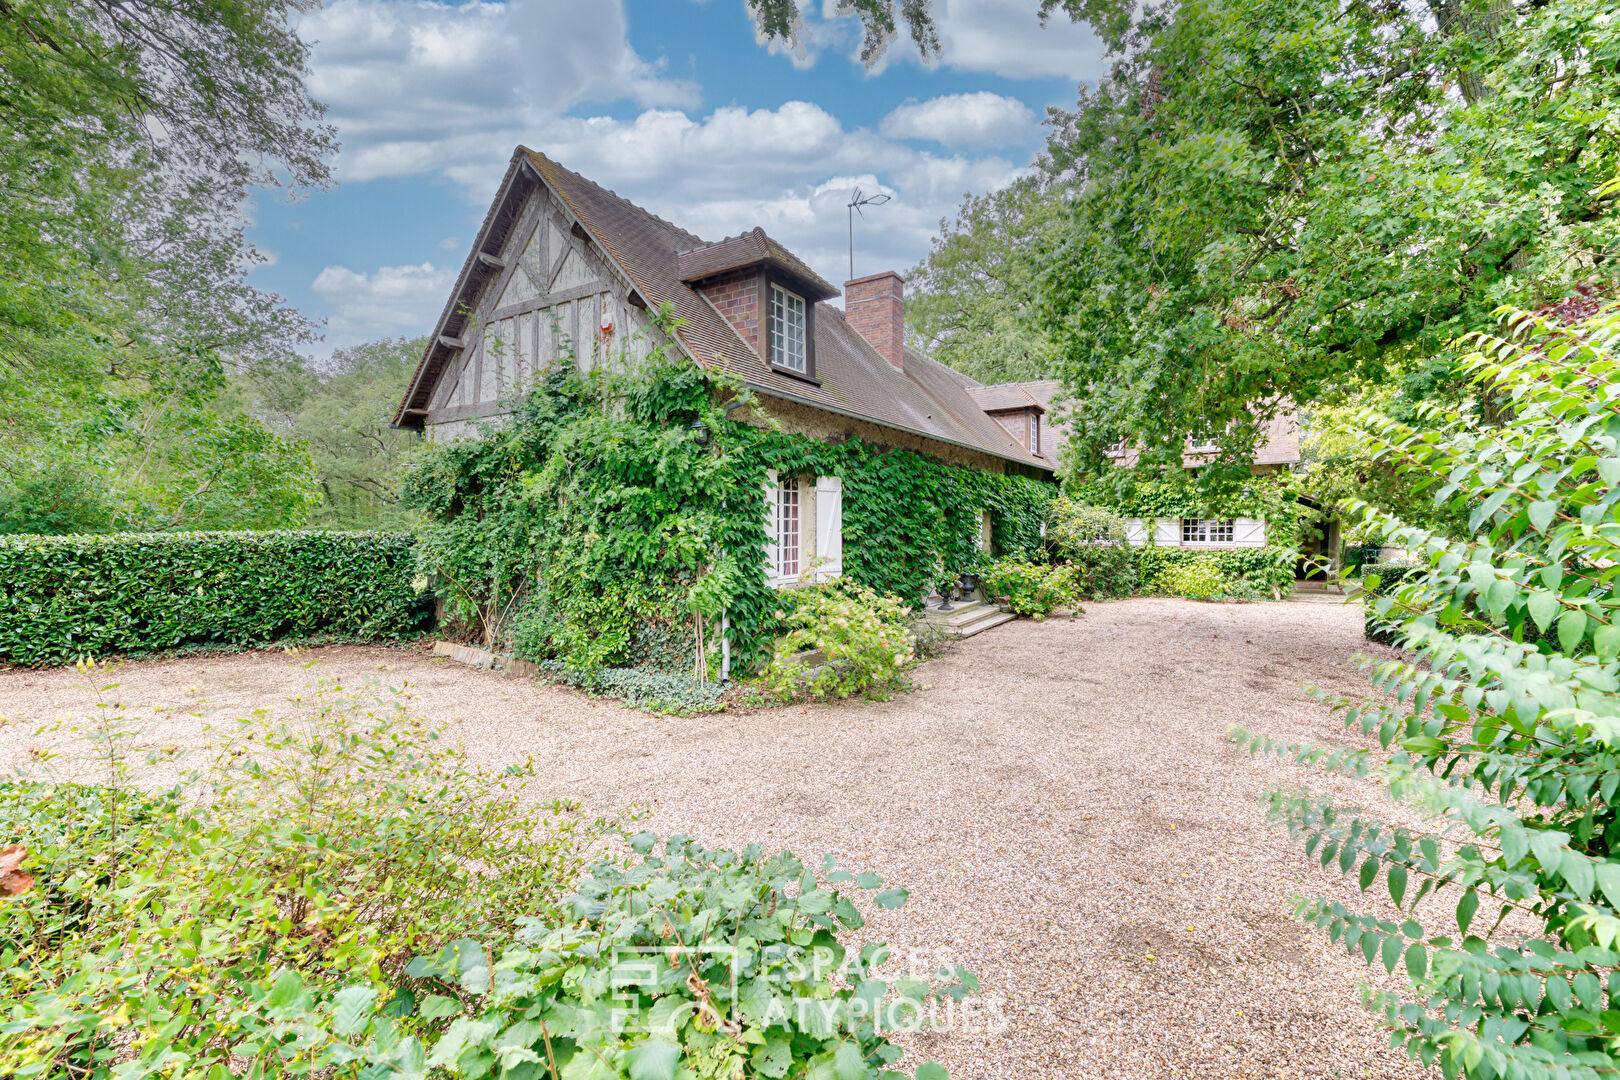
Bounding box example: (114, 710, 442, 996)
(402, 311, 1056, 676)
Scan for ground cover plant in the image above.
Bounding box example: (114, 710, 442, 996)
(1232, 307, 1620, 1079)
(0, 667, 967, 1079)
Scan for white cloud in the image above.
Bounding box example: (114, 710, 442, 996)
(311, 261, 458, 344)
(300, 0, 699, 184)
(880, 91, 1036, 148)
(934, 0, 1105, 81)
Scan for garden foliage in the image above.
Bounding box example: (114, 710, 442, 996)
(763, 580, 916, 701)
(1046, 498, 1138, 598)
(0, 677, 608, 1078)
(1157, 556, 1226, 601)
(1231, 307, 1620, 1079)
(981, 558, 1077, 618)
(0, 676, 966, 1079)
(1134, 545, 1296, 601)
(0, 530, 427, 664)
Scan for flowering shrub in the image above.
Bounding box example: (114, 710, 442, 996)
(763, 580, 915, 700)
(980, 558, 1077, 617)
(1231, 307, 1620, 1079)
(1159, 555, 1228, 600)
(1047, 498, 1139, 599)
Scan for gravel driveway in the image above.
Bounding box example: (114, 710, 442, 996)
(0, 596, 1431, 1079)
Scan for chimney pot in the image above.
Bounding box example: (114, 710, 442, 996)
(844, 271, 905, 370)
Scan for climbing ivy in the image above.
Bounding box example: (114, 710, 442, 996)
(402, 315, 1056, 677)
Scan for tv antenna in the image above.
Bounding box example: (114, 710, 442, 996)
(847, 187, 891, 280)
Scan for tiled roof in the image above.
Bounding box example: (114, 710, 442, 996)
(965, 384, 1046, 414)
(676, 228, 839, 300)
(523, 149, 1051, 472)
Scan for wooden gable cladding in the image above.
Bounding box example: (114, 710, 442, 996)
(424, 186, 650, 428)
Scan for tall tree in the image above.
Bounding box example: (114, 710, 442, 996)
(905, 176, 1066, 384)
(1034, 0, 1620, 479)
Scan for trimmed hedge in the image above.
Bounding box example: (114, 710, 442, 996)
(1134, 545, 1297, 598)
(0, 531, 429, 665)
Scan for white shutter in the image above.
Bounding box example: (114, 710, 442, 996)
(1124, 517, 1149, 546)
(763, 469, 779, 585)
(814, 475, 843, 580)
(1154, 517, 1182, 547)
(1233, 518, 1266, 547)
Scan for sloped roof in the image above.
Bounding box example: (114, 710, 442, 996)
(677, 227, 838, 300)
(411, 148, 1050, 471)
(965, 384, 1046, 414)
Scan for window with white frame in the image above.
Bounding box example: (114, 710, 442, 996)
(768, 283, 807, 374)
(1185, 435, 1219, 453)
(1028, 411, 1039, 454)
(1181, 518, 1234, 544)
(775, 477, 801, 578)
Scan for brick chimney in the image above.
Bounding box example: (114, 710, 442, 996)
(844, 271, 905, 370)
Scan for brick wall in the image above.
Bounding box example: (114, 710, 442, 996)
(844, 271, 904, 369)
(696, 269, 760, 355)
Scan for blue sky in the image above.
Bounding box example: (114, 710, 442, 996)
(252, 0, 1106, 360)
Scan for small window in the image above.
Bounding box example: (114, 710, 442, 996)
(769, 283, 807, 374)
(1182, 518, 1234, 544)
(1185, 435, 1219, 453)
(1028, 412, 1039, 454)
(776, 478, 801, 578)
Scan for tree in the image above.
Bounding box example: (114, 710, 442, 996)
(1233, 305, 1620, 1079)
(237, 339, 429, 529)
(905, 176, 1066, 384)
(1035, 0, 1620, 480)
(743, 1, 1117, 64)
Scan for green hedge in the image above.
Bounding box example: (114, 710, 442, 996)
(1134, 545, 1297, 597)
(0, 531, 428, 665)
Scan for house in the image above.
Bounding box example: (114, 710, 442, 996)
(393, 148, 1055, 590)
(952, 376, 1309, 555)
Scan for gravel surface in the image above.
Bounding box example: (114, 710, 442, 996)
(0, 596, 1435, 1079)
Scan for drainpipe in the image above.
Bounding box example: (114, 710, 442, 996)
(720, 613, 731, 684)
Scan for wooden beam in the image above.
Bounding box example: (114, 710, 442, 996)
(438, 334, 465, 350)
(477, 251, 505, 270)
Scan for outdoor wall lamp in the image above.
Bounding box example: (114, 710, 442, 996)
(690, 419, 712, 447)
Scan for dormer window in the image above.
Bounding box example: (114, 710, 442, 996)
(769, 282, 807, 374)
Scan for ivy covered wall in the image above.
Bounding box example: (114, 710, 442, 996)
(402, 338, 1055, 676)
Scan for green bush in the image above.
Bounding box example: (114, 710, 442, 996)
(0, 530, 427, 664)
(1359, 563, 1426, 644)
(1047, 498, 1139, 599)
(1231, 306, 1620, 1079)
(391, 835, 972, 1080)
(981, 557, 1078, 617)
(0, 677, 966, 1080)
(0, 677, 608, 1078)
(1133, 544, 1295, 599)
(1159, 555, 1227, 600)
(764, 579, 915, 700)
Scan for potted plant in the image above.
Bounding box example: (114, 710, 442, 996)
(959, 551, 989, 598)
(995, 593, 1012, 614)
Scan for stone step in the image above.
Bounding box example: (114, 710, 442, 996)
(954, 608, 1016, 639)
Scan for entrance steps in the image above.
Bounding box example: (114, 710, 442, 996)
(919, 598, 1017, 639)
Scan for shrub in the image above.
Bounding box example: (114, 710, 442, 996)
(0, 530, 428, 665)
(1230, 306, 1620, 1079)
(981, 558, 1078, 617)
(390, 835, 973, 1080)
(1159, 555, 1227, 600)
(1048, 498, 1139, 599)
(1134, 544, 1295, 599)
(0, 673, 609, 1078)
(763, 579, 915, 700)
